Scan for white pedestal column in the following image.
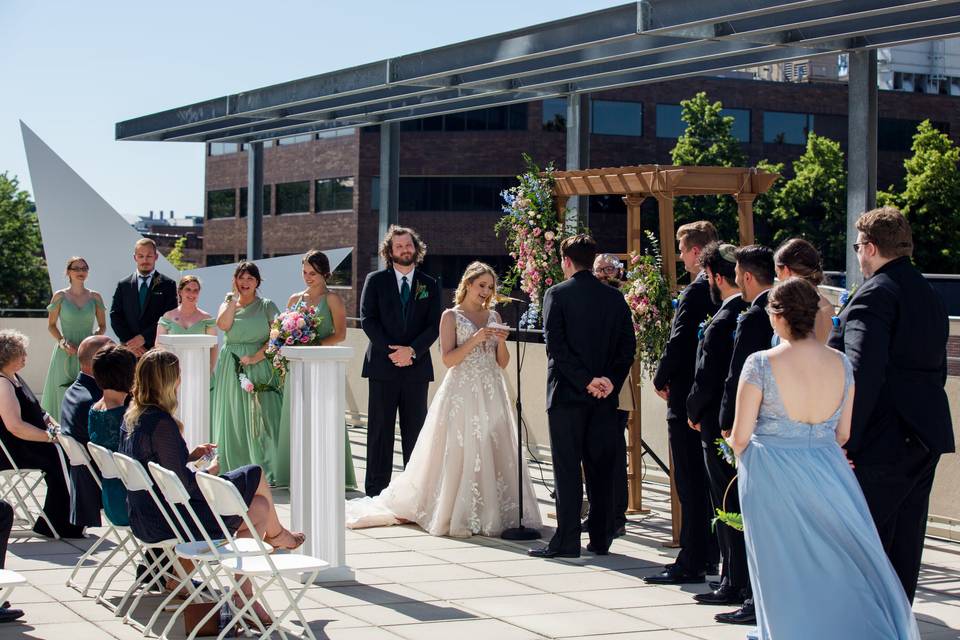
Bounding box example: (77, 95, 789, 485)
(281, 345, 354, 583)
(157, 334, 217, 450)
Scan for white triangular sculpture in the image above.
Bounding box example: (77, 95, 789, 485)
(21, 121, 351, 337)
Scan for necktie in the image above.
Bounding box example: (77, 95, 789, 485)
(400, 276, 411, 308)
(138, 276, 149, 310)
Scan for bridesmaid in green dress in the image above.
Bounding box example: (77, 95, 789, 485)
(41, 256, 106, 420)
(277, 250, 355, 489)
(210, 262, 283, 483)
(156, 275, 218, 371)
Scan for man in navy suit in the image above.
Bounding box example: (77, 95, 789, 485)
(109, 238, 177, 356)
(360, 226, 442, 497)
(829, 207, 954, 602)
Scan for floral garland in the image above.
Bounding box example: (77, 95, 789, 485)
(623, 231, 674, 380)
(495, 154, 565, 327)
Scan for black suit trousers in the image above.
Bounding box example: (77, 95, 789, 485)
(855, 432, 940, 603)
(668, 418, 717, 573)
(0, 501, 11, 568)
(365, 378, 429, 497)
(548, 402, 618, 554)
(703, 441, 750, 590)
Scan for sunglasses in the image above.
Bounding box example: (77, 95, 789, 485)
(68, 266, 90, 272)
(852, 241, 872, 253)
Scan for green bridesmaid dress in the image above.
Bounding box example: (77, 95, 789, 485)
(210, 298, 283, 483)
(157, 316, 216, 335)
(275, 294, 357, 490)
(41, 295, 104, 420)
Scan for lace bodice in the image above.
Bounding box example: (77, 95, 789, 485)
(741, 350, 853, 444)
(453, 309, 500, 370)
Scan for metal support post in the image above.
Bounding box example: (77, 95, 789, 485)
(845, 49, 877, 289)
(246, 141, 264, 260)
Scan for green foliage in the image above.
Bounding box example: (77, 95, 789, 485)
(761, 134, 847, 269)
(712, 509, 744, 532)
(0, 173, 51, 309)
(670, 92, 747, 241)
(886, 120, 960, 273)
(623, 231, 673, 380)
(165, 236, 197, 271)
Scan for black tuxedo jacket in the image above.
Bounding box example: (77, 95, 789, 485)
(719, 290, 774, 432)
(60, 373, 102, 444)
(110, 272, 178, 350)
(687, 296, 748, 443)
(360, 268, 442, 382)
(543, 271, 636, 410)
(828, 257, 954, 460)
(653, 272, 719, 421)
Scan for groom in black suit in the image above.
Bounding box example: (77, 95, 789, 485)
(829, 207, 954, 602)
(530, 235, 635, 558)
(109, 238, 177, 356)
(360, 226, 442, 497)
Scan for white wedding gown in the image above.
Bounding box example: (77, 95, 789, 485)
(346, 309, 543, 537)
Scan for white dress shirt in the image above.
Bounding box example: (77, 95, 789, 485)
(393, 267, 415, 293)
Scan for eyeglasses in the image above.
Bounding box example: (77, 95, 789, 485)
(852, 241, 871, 253)
(596, 266, 619, 275)
(68, 266, 89, 272)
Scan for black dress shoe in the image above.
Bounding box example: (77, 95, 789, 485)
(643, 565, 706, 585)
(528, 546, 580, 559)
(585, 543, 609, 555)
(693, 584, 747, 605)
(0, 607, 24, 624)
(708, 580, 722, 590)
(612, 525, 627, 538)
(715, 601, 756, 625)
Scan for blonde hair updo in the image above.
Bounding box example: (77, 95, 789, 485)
(454, 262, 498, 309)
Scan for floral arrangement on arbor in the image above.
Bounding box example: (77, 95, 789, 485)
(265, 306, 326, 384)
(495, 154, 566, 326)
(623, 231, 674, 380)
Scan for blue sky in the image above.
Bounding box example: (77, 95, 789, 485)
(1, 0, 620, 220)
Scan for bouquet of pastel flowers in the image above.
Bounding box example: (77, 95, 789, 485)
(265, 305, 326, 384)
(623, 231, 674, 380)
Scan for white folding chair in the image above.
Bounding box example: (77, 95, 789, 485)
(0, 436, 60, 539)
(148, 462, 264, 640)
(196, 471, 328, 640)
(58, 434, 100, 591)
(111, 452, 195, 631)
(0, 569, 27, 607)
(80, 443, 142, 606)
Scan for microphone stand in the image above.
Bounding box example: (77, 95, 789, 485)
(501, 298, 541, 541)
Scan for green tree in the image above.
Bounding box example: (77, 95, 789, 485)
(0, 173, 51, 309)
(670, 92, 747, 242)
(165, 236, 197, 271)
(880, 120, 960, 273)
(764, 133, 847, 270)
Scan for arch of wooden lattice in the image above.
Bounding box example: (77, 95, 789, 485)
(550, 164, 779, 543)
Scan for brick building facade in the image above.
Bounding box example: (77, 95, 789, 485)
(202, 76, 960, 315)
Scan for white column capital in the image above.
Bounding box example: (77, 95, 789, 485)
(156, 334, 218, 449)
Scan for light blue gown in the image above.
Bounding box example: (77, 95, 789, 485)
(737, 351, 919, 640)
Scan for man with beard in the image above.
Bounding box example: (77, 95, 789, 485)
(685, 243, 748, 608)
(360, 226, 442, 497)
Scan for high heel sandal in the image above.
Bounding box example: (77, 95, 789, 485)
(263, 528, 306, 551)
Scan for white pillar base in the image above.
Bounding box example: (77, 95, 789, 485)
(157, 334, 217, 450)
(281, 345, 354, 583)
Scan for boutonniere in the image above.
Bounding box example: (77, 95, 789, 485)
(415, 282, 429, 300)
(697, 314, 713, 340)
(733, 308, 749, 339)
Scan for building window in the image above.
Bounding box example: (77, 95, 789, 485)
(205, 254, 235, 266)
(278, 133, 313, 146)
(206, 189, 236, 219)
(238, 186, 271, 217)
(316, 127, 356, 139)
(240, 140, 275, 150)
(275, 181, 310, 214)
(878, 118, 950, 152)
(542, 98, 567, 131)
(316, 178, 354, 212)
(588, 195, 627, 214)
(591, 100, 643, 136)
(400, 106, 526, 133)
(655, 104, 750, 142)
(420, 255, 516, 289)
(396, 177, 516, 212)
(763, 111, 814, 145)
(328, 250, 353, 287)
(208, 143, 239, 156)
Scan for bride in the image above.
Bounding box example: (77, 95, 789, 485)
(347, 262, 543, 537)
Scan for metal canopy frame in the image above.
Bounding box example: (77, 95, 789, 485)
(115, 0, 960, 144)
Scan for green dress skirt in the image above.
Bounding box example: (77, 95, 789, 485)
(157, 316, 216, 335)
(41, 295, 104, 421)
(275, 294, 357, 489)
(210, 298, 283, 483)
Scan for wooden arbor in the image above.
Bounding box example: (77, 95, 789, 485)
(550, 165, 778, 532)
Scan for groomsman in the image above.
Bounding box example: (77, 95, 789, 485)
(685, 243, 748, 607)
(109, 238, 177, 356)
(360, 226, 442, 497)
(714, 244, 774, 626)
(646, 221, 720, 585)
(829, 207, 954, 602)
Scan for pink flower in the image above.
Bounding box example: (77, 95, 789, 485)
(631, 255, 641, 265)
(285, 336, 295, 345)
(533, 228, 542, 237)
(300, 335, 310, 344)
(240, 378, 255, 393)
(545, 277, 553, 285)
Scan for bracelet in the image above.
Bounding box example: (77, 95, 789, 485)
(46, 426, 56, 442)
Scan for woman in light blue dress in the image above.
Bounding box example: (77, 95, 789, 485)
(728, 278, 919, 640)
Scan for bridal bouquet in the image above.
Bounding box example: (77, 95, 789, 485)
(265, 306, 326, 384)
(623, 231, 674, 380)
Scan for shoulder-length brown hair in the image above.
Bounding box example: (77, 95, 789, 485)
(124, 349, 181, 432)
(379, 225, 426, 266)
